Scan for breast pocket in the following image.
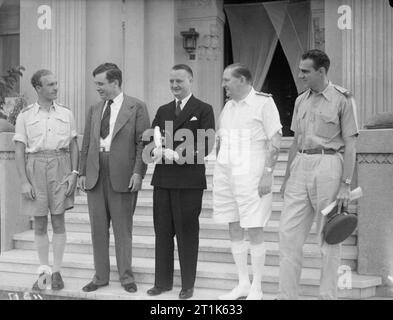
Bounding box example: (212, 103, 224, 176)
(315, 112, 340, 139)
(54, 116, 70, 136)
(26, 120, 42, 139)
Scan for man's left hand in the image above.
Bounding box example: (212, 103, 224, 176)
(128, 173, 142, 192)
(62, 173, 78, 197)
(258, 172, 273, 197)
(336, 183, 351, 214)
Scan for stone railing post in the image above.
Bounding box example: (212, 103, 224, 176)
(356, 129, 393, 294)
(0, 132, 30, 253)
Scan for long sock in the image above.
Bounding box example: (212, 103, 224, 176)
(34, 233, 50, 266)
(247, 242, 266, 300)
(219, 240, 250, 300)
(52, 233, 67, 273)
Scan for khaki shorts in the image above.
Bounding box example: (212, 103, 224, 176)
(21, 150, 74, 216)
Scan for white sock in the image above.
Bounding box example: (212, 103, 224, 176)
(34, 233, 49, 266)
(52, 233, 67, 273)
(219, 240, 250, 300)
(247, 242, 266, 300)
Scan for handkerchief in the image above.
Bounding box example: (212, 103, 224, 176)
(190, 116, 198, 121)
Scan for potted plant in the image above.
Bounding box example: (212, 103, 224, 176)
(0, 66, 26, 132)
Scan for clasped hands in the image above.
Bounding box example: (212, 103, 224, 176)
(152, 147, 179, 163)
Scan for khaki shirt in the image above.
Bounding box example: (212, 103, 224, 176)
(290, 83, 359, 151)
(13, 102, 77, 153)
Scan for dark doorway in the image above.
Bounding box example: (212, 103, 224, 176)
(224, 0, 299, 137)
(261, 41, 297, 137)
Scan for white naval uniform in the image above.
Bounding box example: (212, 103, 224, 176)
(213, 88, 282, 228)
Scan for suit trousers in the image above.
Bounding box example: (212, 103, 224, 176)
(153, 187, 203, 290)
(87, 152, 137, 286)
(278, 153, 343, 300)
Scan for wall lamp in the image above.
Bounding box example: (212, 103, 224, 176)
(180, 28, 199, 60)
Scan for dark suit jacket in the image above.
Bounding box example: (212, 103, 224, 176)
(80, 94, 150, 192)
(151, 95, 215, 189)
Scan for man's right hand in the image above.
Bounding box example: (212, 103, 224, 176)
(78, 176, 86, 192)
(21, 182, 35, 200)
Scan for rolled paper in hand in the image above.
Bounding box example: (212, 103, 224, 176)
(321, 187, 363, 216)
(154, 126, 162, 148)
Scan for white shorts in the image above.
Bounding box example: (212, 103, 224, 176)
(212, 150, 272, 228)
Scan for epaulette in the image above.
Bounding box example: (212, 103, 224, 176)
(21, 104, 34, 113)
(56, 102, 70, 109)
(255, 91, 272, 97)
(333, 85, 352, 98)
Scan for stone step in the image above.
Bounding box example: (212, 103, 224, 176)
(14, 230, 358, 270)
(62, 209, 357, 245)
(0, 249, 381, 299)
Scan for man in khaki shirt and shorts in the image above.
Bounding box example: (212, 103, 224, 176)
(278, 50, 359, 300)
(13, 69, 79, 291)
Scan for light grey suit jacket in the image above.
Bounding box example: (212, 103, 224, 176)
(80, 94, 150, 192)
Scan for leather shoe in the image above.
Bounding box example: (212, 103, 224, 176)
(179, 288, 194, 300)
(123, 282, 137, 293)
(82, 281, 109, 292)
(147, 286, 172, 296)
(51, 272, 64, 290)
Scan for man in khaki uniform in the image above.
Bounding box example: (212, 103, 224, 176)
(13, 69, 79, 291)
(278, 50, 359, 300)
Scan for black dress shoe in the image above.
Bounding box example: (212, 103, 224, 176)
(51, 272, 64, 290)
(147, 286, 172, 296)
(123, 282, 137, 293)
(179, 288, 194, 300)
(82, 281, 109, 292)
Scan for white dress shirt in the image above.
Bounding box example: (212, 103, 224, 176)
(100, 92, 124, 151)
(175, 92, 192, 110)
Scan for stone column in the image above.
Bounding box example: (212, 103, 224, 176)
(0, 133, 30, 252)
(176, 0, 225, 122)
(20, 0, 86, 133)
(356, 129, 393, 292)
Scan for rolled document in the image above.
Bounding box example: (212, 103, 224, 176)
(154, 126, 162, 148)
(321, 187, 363, 216)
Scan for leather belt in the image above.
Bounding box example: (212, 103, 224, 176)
(299, 148, 337, 155)
(99, 147, 110, 152)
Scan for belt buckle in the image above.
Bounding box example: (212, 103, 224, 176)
(100, 147, 106, 152)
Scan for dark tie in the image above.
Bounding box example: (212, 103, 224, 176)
(175, 100, 182, 117)
(100, 99, 114, 139)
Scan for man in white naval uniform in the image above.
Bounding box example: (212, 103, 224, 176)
(213, 63, 282, 300)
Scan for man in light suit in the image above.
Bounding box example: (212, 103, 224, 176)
(79, 63, 150, 293)
(146, 64, 215, 299)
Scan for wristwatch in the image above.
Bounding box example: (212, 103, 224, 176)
(342, 178, 351, 185)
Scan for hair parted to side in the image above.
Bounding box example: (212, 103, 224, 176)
(31, 69, 53, 90)
(225, 63, 253, 83)
(172, 64, 193, 78)
(301, 49, 331, 73)
(93, 63, 122, 87)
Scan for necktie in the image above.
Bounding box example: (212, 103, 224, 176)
(100, 99, 113, 139)
(175, 100, 182, 117)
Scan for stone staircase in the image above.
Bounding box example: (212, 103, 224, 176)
(0, 137, 383, 300)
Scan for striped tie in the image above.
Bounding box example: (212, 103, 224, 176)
(100, 99, 113, 139)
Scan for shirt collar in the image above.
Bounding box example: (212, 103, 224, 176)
(33, 101, 57, 114)
(231, 87, 255, 107)
(175, 93, 192, 109)
(306, 82, 333, 102)
(111, 92, 123, 106)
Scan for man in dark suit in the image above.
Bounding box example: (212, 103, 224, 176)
(146, 64, 215, 299)
(79, 63, 150, 293)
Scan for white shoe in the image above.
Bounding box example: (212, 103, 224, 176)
(246, 289, 263, 300)
(219, 284, 251, 300)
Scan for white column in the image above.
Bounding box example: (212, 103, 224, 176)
(176, 0, 225, 122)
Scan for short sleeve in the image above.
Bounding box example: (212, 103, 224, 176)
(12, 112, 27, 145)
(262, 97, 282, 140)
(290, 97, 300, 134)
(340, 97, 359, 138)
(68, 110, 78, 138)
